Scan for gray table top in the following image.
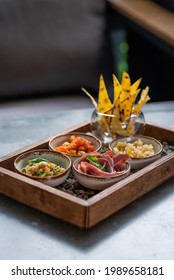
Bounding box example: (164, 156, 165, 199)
(0, 101, 174, 260)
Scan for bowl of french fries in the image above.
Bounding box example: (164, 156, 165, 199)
(82, 72, 150, 144)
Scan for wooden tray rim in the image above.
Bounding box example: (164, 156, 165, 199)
(1, 120, 174, 205)
(1, 119, 174, 163)
(1, 120, 174, 228)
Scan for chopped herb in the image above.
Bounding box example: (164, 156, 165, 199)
(86, 155, 104, 170)
(22, 167, 26, 173)
(29, 157, 49, 163)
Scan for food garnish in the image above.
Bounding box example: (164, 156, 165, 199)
(76, 151, 129, 177)
(22, 157, 65, 177)
(56, 135, 96, 156)
(113, 139, 155, 158)
(86, 154, 106, 170)
(82, 72, 150, 137)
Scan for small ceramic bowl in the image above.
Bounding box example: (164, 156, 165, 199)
(109, 135, 163, 170)
(49, 132, 102, 162)
(14, 149, 71, 187)
(72, 154, 131, 191)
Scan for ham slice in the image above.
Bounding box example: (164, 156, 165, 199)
(97, 157, 114, 173)
(113, 154, 130, 171)
(77, 151, 130, 177)
(80, 161, 118, 177)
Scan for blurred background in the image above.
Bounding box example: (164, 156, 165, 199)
(0, 0, 173, 115)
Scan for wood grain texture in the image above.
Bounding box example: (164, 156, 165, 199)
(87, 153, 174, 227)
(0, 120, 174, 228)
(0, 167, 87, 228)
(108, 0, 174, 46)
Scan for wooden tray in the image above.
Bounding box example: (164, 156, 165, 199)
(0, 121, 174, 229)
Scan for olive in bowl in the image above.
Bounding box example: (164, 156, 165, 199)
(49, 132, 102, 162)
(14, 149, 71, 187)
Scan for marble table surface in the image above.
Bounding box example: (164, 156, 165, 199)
(0, 101, 174, 260)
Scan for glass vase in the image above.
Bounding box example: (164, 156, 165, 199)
(90, 109, 145, 144)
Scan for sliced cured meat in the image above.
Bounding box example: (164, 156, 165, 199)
(80, 161, 122, 177)
(76, 151, 130, 177)
(97, 157, 114, 173)
(113, 154, 130, 169)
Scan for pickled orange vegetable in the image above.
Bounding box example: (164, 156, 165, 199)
(56, 135, 96, 156)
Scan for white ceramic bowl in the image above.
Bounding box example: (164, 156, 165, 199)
(14, 149, 71, 187)
(72, 154, 131, 191)
(109, 135, 163, 170)
(49, 132, 102, 162)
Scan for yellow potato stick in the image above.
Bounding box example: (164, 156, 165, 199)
(111, 103, 131, 136)
(140, 86, 149, 100)
(81, 87, 98, 110)
(103, 109, 113, 124)
(132, 94, 150, 115)
(121, 72, 131, 99)
(119, 91, 137, 122)
(98, 75, 113, 113)
(130, 78, 142, 94)
(133, 86, 150, 115)
(111, 99, 121, 123)
(112, 74, 122, 104)
(82, 72, 150, 138)
(110, 100, 123, 133)
(130, 88, 141, 105)
(119, 100, 132, 122)
(127, 108, 143, 135)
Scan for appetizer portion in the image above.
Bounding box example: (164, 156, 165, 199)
(109, 136, 163, 170)
(14, 149, 71, 187)
(82, 71, 150, 137)
(22, 157, 65, 177)
(55, 135, 96, 156)
(49, 132, 102, 163)
(113, 139, 155, 158)
(76, 151, 129, 177)
(72, 150, 131, 190)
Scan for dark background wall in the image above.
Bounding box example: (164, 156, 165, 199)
(108, 0, 174, 102)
